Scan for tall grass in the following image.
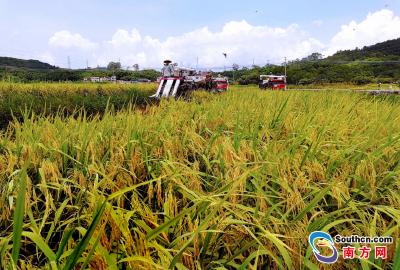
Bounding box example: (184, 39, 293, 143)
(0, 85, 399, 269)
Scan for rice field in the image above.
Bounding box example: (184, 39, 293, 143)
(0, 84, 399, 269)
(285, 82, 400, 91)
(0, 82, 155, 128)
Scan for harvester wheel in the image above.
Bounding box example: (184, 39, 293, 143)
(175, 82, 193, 100)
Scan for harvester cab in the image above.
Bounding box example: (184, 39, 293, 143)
(212, 76, 229, 92)
(259, 74, 286, 90)
(150, 60, 195, 99)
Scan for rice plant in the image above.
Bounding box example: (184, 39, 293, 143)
(0, 85, 399, 269)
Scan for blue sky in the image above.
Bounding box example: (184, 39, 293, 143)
(1, 0, 400, 69)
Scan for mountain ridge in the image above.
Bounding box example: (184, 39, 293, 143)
(0, 56, 57, 70)
(326, 38, 400, 62)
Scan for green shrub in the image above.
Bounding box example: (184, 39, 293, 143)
(352, 76, 373, 85)
(377, 77, 394, 84)
(298, 78, 313, 85)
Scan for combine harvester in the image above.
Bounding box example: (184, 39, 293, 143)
(259, 74, 286, 90)
(212, 76, 230, 93)
(150, 60, 228, 99)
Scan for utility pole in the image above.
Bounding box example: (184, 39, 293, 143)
(86, 59, 89, 69)
(284, 57, 287, 90)
(196, 56, 199, 70)
(67, 56, 71, 69)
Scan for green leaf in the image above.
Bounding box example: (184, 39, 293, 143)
(56, 229, 73, 262)
(293, 185, 331, 222)
(63, 200, 107, 270)
(11, 167, 28, 264)
(393, 242, 400, 270)
(21, 231, 56, 262)
(147, 202, 199, 241)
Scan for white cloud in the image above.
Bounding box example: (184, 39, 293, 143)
(325, 9, 400, 55)
(49, 30, 98, 50)
(85, 20, 324, 68)
(45, 9, 400, 69)
(109, 29, 142, 47)
(36, 51, 55, 65)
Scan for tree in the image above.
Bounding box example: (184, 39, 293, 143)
(107, 62, 121, 71)
(133, 64, 139, 71)
(301, 52, 323, 62)
(231, 63, 240, 82)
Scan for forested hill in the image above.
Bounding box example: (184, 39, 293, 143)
(0, 57, 57, 70)
(219, 37, 400, 85)
(326, 38, 400, 62)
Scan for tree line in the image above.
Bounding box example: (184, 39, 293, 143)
(0, 67, 160, 82)
(222, 60, 400, 85)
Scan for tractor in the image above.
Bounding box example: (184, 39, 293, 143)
(259, 74, 286, 90)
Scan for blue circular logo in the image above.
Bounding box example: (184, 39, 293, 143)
(309, 231, 338, 264)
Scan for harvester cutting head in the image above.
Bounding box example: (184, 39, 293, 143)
(150, 61, 195, 99)
(150, 77, 185, 99)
